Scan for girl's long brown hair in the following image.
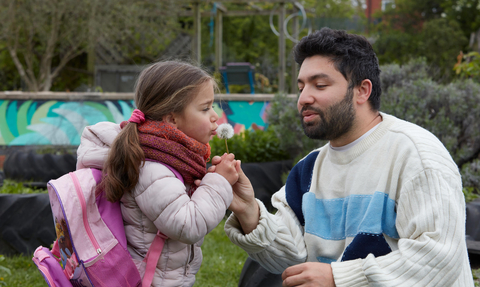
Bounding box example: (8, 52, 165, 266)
(102, 60, 215, 202)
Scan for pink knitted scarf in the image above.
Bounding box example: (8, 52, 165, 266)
(121, 120, 211, 186)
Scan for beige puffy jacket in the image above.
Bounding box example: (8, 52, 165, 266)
(76, 122, 233, 287)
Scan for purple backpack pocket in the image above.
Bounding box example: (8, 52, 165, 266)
(33, 246, 73, 287)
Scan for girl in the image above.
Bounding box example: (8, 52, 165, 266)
(75, 60, 238, 286)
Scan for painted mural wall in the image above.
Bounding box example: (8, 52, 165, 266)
(0, 99, 270, 146)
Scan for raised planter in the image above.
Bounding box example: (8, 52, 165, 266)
(4, 150, 76, 187)
(0, 160, 292, 256)
(0, 193, 56, 256)
(466, 198, 480, 255)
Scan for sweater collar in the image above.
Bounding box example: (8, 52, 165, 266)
(326, 112, 394, 165)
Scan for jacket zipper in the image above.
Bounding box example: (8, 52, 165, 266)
(70, 172, 102, 254)
(185, 245, 194, 275)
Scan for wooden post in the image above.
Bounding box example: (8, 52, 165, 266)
(215, 4, 227, 73)
(192, 2, 201, 63)
(278, 2, 286, 93)
(290, 9, 298, 94)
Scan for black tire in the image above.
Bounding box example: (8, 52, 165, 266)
(241, 160, 292, 211)
(238, 257, 283, 287)
(4, 151, 76, 183)
(3, 151, 21, 181)
(466, 199, 480, 255)
(0, 194, 55, 256)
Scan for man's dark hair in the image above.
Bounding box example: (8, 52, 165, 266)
(294, 28, 381, 110)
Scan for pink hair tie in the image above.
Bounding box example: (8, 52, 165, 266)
(129, 109, 145, 124)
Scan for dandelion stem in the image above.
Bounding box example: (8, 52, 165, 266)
(224, 138, 229, 153)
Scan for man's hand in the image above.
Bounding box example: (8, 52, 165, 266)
(282, 263, 335, 287)
(206, 154, 260, 234)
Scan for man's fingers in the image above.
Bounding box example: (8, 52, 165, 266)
(194, 179, 202, 186)
(235, 160, 243, 174)
(282, 266, 306, 287)
(282, 265, 302, 280)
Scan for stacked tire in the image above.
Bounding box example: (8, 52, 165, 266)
(240, 160, 292, 212)
(4, 150, 76, 187)
(0, 150, 76, 255)
(0, 193, 56, 256)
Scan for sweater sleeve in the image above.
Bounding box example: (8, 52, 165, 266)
(136, 171, 233, 245)
(332, 169, 471, 286)
(224, 187, 308, 274)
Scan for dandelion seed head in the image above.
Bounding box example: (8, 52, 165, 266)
(217, 123, 234, 139)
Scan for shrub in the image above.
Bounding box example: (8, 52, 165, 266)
(210, 128, 291, 163)
(0, 180, 46, 194)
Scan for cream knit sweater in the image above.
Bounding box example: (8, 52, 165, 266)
(225, 113, 474, 286)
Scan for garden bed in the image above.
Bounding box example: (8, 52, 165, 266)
(0, 159, 292, 256)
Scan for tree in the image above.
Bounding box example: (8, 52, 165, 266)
(0, 0, 181, 91)
(375, 0, 444, 33)
(419, 18, 468, 76)
(441, 0, 480, 51)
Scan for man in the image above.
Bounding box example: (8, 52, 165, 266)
(216, 28, 474, 286)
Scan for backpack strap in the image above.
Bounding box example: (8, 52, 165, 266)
(142, 163, 184, 287)
(142, 232, 168, 287)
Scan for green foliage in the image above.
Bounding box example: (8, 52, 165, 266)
(313, 0, 358, 18)
(0, 255, 12, 285)
(454, 51, 480, 79)
(210, 129, 290, 163)
(376, 0, 444, 33)
(266, 94, 325, 161)
(464, 187, 480, 203)
(0, 254, 44, 286)
(373, 30, 419, 65)
(0, 45, 21, 91)
(380, 58, 430, 92)
(474, 267, 480, 287)
(373, 18, 467, 81)
(462, 160, 480, 196)
(0, 180, 46, 194)
(441, 0, 480, 38)
(419, 18, 468, 78)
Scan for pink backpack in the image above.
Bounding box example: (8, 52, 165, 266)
(32, 166, 183, 287)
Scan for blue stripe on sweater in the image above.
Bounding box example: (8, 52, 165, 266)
(285, 151, 319, 226)
(303, 191, 399, 240)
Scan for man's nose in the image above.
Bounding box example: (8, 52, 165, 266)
(297, 86, 314, 109)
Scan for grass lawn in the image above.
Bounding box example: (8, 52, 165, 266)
(1, 218, 479, 286)
(0, 218, 248, 287)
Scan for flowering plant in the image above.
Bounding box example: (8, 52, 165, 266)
(216, 123, 234, 153)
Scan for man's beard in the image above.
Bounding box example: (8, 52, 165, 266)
(300, 88, 355, 141)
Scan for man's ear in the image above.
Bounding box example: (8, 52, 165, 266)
(163, 113, 177, 127)
(355, 79, 372, 105)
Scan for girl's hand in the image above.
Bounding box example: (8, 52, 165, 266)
(214, 153, 239, 185)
